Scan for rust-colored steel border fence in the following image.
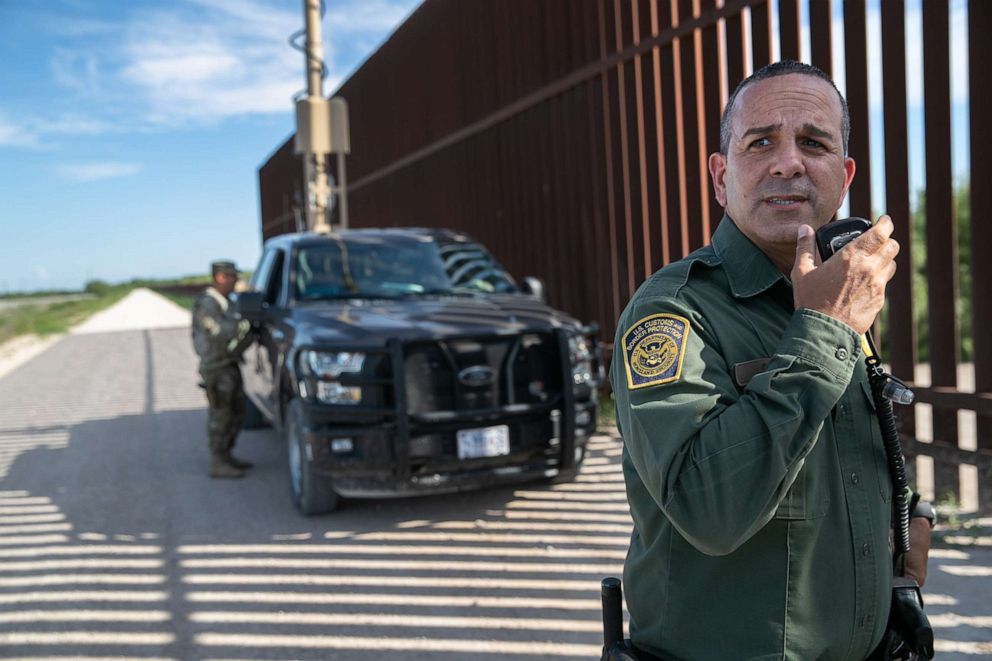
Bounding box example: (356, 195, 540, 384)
(258, 0, 991, 510)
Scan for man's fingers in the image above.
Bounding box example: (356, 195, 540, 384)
(883, 237, 900, 261)
(854, 215, 894, 253)
(793, 224, 817, 275)
(884, 260, 898, 283)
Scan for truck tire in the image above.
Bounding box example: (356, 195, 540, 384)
(242, 394, 269, 430)
(285, 399, 339, 515)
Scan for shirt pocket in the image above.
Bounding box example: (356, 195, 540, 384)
(860, 379, 893, 503)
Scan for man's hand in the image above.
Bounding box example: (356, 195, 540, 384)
(904, 516, 933, 587)
(792, 216, 900, 335)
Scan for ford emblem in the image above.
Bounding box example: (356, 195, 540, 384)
(458, 365, 497, 387)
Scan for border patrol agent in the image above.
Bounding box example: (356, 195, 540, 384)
(611, 61, 932, 659)
(192, 260, 255, 479)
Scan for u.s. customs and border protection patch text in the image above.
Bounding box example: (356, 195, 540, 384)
(622, 313, 690, 389)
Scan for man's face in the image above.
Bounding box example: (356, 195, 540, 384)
(709, 74, 856, 261)
(214, 272, 238, 296)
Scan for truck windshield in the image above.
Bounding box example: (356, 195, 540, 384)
(294, 237, 517, 300)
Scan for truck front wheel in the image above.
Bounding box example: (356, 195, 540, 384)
(285, 399, 339, 515)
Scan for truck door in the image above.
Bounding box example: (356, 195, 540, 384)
(244, 249, 284, 420)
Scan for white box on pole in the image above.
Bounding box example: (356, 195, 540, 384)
(294, 97, 331, 155)
(329, 97, 351, 155)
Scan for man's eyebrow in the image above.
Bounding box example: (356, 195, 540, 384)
(737, 123, 836, 142)
(802, 123, 834, 140)
(739, 124, 779, 141)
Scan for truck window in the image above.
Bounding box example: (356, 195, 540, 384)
(250, 249, 286, 305)
(250, 250, 278, 293)
(265, 251, 285, 305)
(294, 238, 515, 300)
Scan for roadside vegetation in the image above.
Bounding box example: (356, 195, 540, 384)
(0, 275, 213, 346)
(0, 285, 129, 345)
(145, 275, 213, 310)
(598, 391, 616, 429)
(0, 288, 81, 300)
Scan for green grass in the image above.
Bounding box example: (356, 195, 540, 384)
(0, 287, 132, 345)
(152, 276, 212, 311)
(598, 391, 616, 429)
(159, 292, 197, 311)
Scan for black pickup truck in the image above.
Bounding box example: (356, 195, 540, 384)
(236, 228, 602, 514)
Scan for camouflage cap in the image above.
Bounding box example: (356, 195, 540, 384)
(211, 260, 239, 277)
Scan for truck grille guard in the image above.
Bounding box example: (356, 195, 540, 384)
(298, 324, 601, 479)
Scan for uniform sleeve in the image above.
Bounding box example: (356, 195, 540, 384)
(613, 296, 861, 556)
(193, 297, 242, 343)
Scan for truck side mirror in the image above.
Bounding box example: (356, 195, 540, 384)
(234, 291, 265, 322)
(521, 276, 546, 302)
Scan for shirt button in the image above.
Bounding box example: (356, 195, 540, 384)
(835, 347, 849, 360)
(862, 543, 871, 556)
(851, 472, 860, 485)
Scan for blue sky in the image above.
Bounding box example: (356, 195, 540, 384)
(0, 0, 970, 293)
(0, 0, 422, 292)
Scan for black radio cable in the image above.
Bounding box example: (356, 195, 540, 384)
(862, 331, 913, 561)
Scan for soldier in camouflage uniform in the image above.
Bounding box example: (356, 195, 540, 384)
(192, 260, 255, 478)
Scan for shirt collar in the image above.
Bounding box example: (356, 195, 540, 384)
(206, 286, 229, 312)
(710, 215, 787, 299)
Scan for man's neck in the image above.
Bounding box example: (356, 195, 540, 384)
(727, 217, 795, 276)
(767, 250, 794, 276)
(206, 286, 230, 311)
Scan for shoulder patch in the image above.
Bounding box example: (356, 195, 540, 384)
(622, 313, 690, 390)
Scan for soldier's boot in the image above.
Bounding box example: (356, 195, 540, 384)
(223, 451, 254, 470)
(210, 454, 245, 479)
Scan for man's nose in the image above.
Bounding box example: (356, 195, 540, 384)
(770, 143, 805, 178)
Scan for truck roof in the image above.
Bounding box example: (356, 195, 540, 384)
(263, 228, 476, 251)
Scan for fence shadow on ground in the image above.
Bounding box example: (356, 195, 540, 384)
(0, 406, 628, 660)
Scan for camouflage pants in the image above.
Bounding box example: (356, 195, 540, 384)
(203, 365, 245, 455)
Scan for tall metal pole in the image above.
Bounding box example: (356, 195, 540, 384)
(301, 0, 330, 234)
(336, 151, 349, 229)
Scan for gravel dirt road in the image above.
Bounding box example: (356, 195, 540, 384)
(0, 290, 988, 659)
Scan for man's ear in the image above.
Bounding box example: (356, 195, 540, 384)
(839, 156, 856, 205)
(708, 152, 727, 207)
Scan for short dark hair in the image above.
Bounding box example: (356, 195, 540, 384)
(719, 60, 850, 155)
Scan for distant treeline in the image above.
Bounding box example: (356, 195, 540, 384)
(0, 275, 217, 300)
(0, 289, 82, 300)
(83, 274, 213, 296)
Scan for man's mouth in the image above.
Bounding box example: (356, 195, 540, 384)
(765, 195, 807, 206)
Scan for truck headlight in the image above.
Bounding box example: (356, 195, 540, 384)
(568, 335, 594, 386)
(300, 350, 366, 378)
(299, 350, 366, 405)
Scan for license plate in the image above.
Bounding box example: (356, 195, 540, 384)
(456, 425, 510, 460)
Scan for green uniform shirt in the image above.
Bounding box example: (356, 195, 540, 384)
(612, 218, 893, 660)
(192, 287, 251, 375)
